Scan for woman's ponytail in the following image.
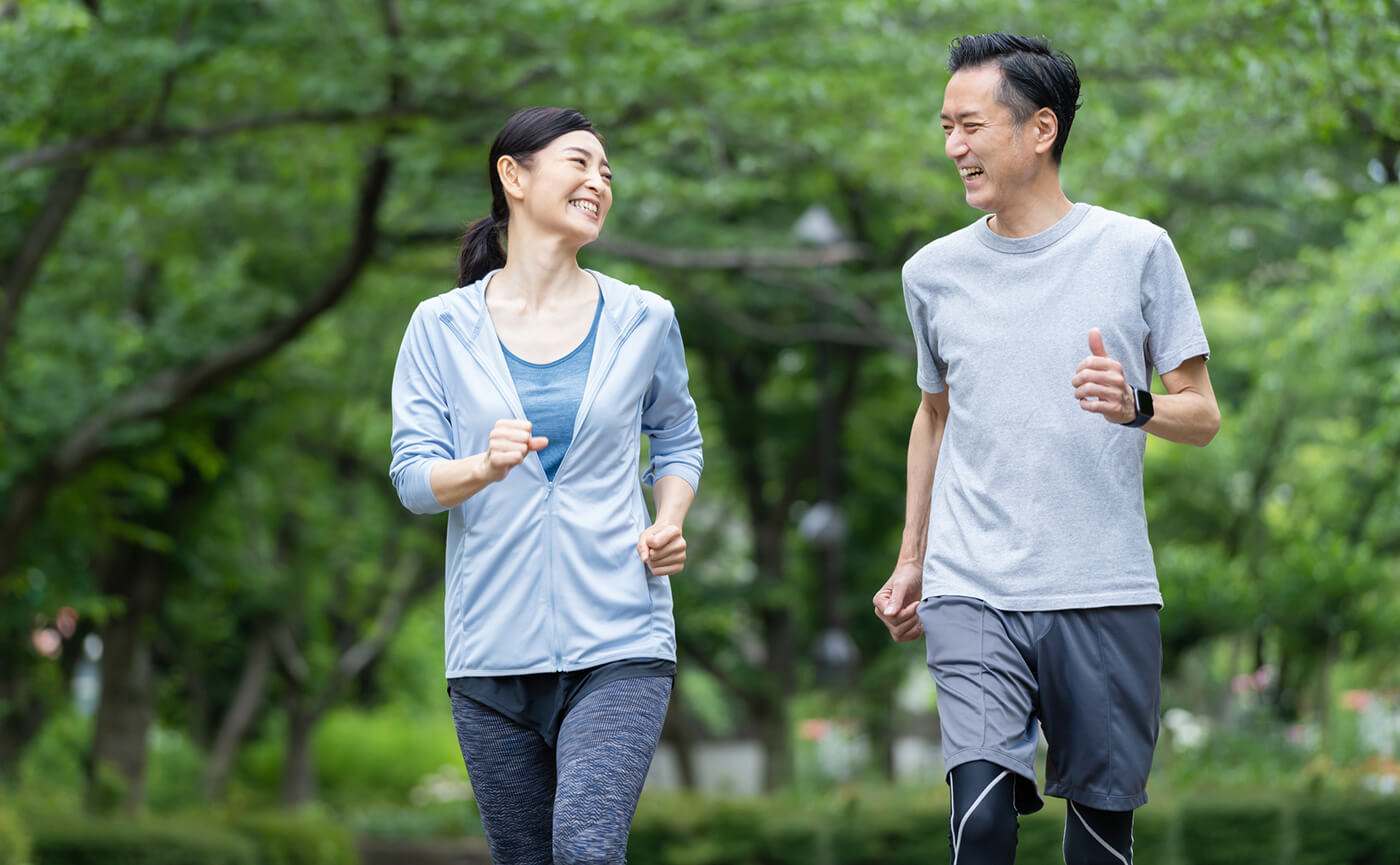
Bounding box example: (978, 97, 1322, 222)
(457, 212, 506, 286)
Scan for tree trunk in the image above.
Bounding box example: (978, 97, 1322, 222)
(203, 631, 273, 799)
(87, 546, 163, 814)
(754, 523, 794, 791)
(660, 694, 698, 790)
(756, 704, 793, 793)
(282, 695, 317, 807)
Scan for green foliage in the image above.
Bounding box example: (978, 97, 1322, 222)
(1177, 801, 1286, 865)
(0, 804, 31, 865)
(223, 813, 359, 865)
(28, 818, 256, 865)
(235, 704, 463, 808)
(348, 801, 481, 841)
(15, 712, 89, 814)
(629, 791, 1400, 865)
(25, 811, 357, 865)
(144, 729, 205, 814)
(3, 0, 1400, 809)
(628, 790, 1179, 865)
(1293, 798, 1400, 865)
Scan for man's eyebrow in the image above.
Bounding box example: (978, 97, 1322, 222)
(939, 109, 986, 122)
(563, 145, 610, 169)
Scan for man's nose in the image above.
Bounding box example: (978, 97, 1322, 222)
(945, 130, 967, 159)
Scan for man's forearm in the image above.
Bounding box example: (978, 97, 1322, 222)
(1150, 357, 1221, 447)
(899, 391, 948, 566)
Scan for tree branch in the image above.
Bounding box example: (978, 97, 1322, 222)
(316, 552, 426, 717)
(3, 103, 469, 174)
(775, 344, 864, 516)
(596, 236, 868, 269)
(746, 270, 913, 355)
(676, 634, 767, 714)
(0, 164, 92, 370)
(0, 148, 393, 576)
(271, 625, 310, 687)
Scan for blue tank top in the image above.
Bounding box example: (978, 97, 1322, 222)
(500, 293, 603, 482)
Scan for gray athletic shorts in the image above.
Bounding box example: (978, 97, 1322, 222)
(919, 596, 1161, 814)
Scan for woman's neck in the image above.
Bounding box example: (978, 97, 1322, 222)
(492, 225, 591, 311)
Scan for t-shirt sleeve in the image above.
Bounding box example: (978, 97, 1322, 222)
(1141, 232, 1211, 376)
(903, 268, 947, 394)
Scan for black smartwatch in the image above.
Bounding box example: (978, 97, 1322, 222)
(1122, 387, 1154, 428)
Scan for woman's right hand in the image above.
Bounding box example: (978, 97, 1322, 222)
(482, 419, 548, 482)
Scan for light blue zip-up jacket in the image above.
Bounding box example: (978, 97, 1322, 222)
(389, 270, 703, 676)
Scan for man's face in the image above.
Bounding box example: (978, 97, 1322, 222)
(940, 64, 1041, 214)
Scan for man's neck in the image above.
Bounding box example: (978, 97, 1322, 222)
(987, 177, 1074, 238)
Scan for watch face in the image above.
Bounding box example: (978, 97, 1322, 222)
(1138, 388, 1154, 417)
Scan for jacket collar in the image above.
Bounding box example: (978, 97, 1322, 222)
(447, 268, 641, 346)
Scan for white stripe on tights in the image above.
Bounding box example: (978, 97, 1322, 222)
(1069, 800, 1129, 865)
(952, 770, 1009, 865)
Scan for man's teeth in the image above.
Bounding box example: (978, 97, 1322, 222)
(960, 168, 984, 178)
(570, 200, 598, 214)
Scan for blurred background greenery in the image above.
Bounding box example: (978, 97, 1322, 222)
(2, 0, 1399, 863)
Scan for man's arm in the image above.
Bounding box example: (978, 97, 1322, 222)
(1073, 329, 1220, 446)
(873, 387, 949, 642)
(1148, 356, 1219, 446)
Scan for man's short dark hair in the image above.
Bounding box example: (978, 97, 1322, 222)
(948, 33, 1082, 164)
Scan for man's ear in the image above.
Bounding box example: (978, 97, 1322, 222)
(1032, 107, 1058, 156)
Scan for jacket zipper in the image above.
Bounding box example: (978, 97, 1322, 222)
(542, 304, 644, 670)
(549, 304, 647, 484)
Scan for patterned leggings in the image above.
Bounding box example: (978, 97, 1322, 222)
(449, 676, 672, 865)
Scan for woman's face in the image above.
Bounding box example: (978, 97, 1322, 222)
(509, 130, 612, 245)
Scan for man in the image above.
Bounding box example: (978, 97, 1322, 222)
(872, 33, 1220, 865)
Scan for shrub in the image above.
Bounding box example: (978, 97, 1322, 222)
(29, 817, 255, 865)
(1178, 800, 1285, 865)
(236, 705, 463, 808)
(626, 790, 1226, 865)
(1294, 797, 1400, 865)
(349, 801, 482, 840)
(0, 806, 31, 865)
(226, 813, 359, 865)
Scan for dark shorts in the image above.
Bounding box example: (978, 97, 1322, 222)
(919, 596, 1162, 814)
(447, 658, 675, 750)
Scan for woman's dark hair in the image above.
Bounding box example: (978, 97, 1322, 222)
(947, 33, 1082, 164)
(457, 107, 604, 286)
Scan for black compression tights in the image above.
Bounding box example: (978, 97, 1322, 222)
(948, 761, 1135, 865)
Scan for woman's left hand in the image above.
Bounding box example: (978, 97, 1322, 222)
(637, 523, 687, 576)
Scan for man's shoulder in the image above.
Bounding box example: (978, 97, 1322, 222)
(901, 216, 987, 285)
(1079, 204, 1170, 250)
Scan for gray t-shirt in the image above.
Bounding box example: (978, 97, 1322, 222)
(902, 203, 1210, 610)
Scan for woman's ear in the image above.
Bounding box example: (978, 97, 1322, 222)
(498, 155, 526, 201)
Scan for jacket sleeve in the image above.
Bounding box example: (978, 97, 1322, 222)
(389, 303, 453, 514)
(640, 302, 703, 492)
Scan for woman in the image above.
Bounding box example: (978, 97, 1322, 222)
(389, 107, 702, 863)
